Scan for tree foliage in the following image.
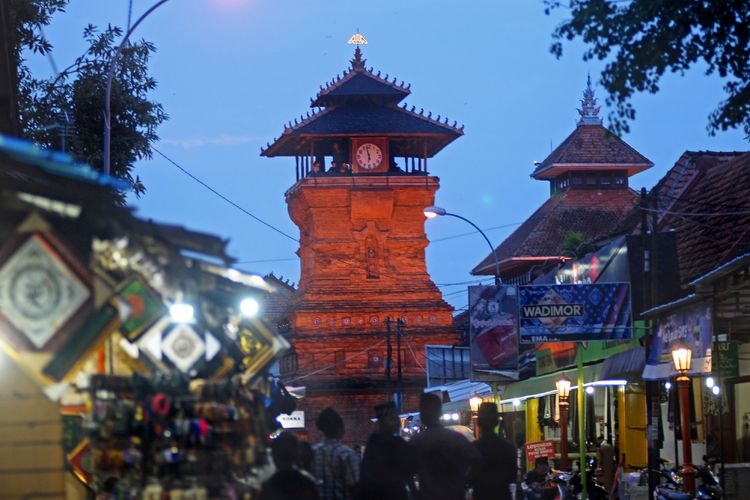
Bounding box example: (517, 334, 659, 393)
(8, 0, 167, 200)
(545, 0, 750, 138)
(560, 230, 595, 258)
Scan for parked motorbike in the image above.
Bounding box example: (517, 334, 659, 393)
(565, 459, 608, 500)
(520, 471, 566, 500)
(651, 456, 723, 500)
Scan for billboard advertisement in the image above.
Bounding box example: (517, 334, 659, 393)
(642, 302, 712, 380)
(519, 283, 632, 342)
(469, 285, 519, 381)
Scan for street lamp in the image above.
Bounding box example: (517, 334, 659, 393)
(672, 342, 696, 495)
(556, 374, 572, 471)
(423, 206, 500, 285)
(470, 396, 483, 438)
(104, 0, 172, 175)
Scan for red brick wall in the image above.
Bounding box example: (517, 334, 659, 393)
(283, 175, 459, 446)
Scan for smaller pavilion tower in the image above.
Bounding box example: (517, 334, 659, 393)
(472, 77, 653, 283)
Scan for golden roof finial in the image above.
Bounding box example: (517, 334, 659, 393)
(347, 30, 368, 46)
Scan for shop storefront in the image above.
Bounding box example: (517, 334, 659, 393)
(0, 137, 289, 498)
(643, 253, 750, 498)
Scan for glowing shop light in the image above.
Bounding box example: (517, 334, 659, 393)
(169, 303, 195, 323)
(240, 297, 260, 317)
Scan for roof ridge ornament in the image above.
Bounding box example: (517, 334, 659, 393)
(348, 31, 368, 71)
(577, 73, 602, 126)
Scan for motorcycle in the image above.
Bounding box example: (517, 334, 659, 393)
(520, 471, 566, 500)
(652, 456, 723, 500)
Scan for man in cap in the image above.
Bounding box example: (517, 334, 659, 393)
(360, 401, 415, 500)
(469, 402, 517, 500)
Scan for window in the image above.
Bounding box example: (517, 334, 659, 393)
(600, 174, 611, 185)
(585, 174, 597, 185)
(571, 174, 583, 185)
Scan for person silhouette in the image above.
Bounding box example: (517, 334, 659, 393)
(259, 432, 319, 500)
(360, 401, 415, 500)
(470, 402, 517, 500)
(411, 393, 480, 500)
(311, 407, 360, 500)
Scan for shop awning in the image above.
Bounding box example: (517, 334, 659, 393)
(425, 379, 492, 403)
(499, 363, 602, 402)
(600, 347, 645, 381)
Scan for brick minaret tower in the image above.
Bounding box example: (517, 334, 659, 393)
(261, 46, 463, 443)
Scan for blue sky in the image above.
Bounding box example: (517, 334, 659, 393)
(28, 0, 748, 312)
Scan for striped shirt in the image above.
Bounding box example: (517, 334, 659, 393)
(312, 439, 360, 500)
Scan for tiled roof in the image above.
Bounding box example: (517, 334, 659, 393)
(532, 124, 652, 179)
(310, 47, 410, 107)
(286, 103, 462, 136)
(472, 188, 640, 275)
(653, 151, 750, 285)
(261, 58, 464, 158)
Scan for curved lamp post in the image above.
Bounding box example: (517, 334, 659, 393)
(104, 0, 172, 175)
(556, 374, 572, 471)
(672, 342, 696, 495)
(423, 206, 500, 285)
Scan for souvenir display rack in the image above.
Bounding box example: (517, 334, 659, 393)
(86, 374, 273, 499)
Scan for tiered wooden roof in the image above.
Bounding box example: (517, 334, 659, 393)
(260, 48, 463, 158)
(532, 77, 652, 179)
(472, 77, 650, 277)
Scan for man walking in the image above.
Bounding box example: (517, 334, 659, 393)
(360, 401, 415, 500)
(311, 407, 360, 500)
(411, 393, 481, 500)
(470, 402, 517, 500)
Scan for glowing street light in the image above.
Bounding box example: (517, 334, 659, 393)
(556, 374, 572, 471)
(469, 396, 483, 438)
(672, 342, 696, 495)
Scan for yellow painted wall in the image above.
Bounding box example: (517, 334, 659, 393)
(525, 398, 543, 470)
(618, 385, 647, 469)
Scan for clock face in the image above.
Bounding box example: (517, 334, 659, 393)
(0, 235, 89, 349)
(355, 143, 383, 170)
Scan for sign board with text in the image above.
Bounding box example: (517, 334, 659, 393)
(469, 285, 519, 381)
(519, 283, 632, 342)
(525, 440, 556, 463)
(276, 411, 305, 429)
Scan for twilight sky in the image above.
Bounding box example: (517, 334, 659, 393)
(28, 0, 748, 312)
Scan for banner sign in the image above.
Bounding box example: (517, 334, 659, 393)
(714, 341, 738, 378)
(277, 411, 305, 429)
(518, 283, 632, 342)
(469, 285, 519, 381)
(643, 302, 712, 380)
(525, 440, 556, 462)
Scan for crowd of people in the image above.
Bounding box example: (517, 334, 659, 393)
(259, 393, 519, 500)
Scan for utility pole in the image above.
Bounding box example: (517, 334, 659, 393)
(641, 188, 660, 498)
(396, 318, 404, 412)
(385, 317, 392, 401)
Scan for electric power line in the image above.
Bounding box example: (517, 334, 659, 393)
(285, 339, 386, 384)
(158, 148, 520, 271)
(153, 147, 299, 243)
(643, 206, 750, 217)
(430, 222, 522, 242)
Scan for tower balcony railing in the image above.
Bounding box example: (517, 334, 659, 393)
(294, 155, 430, 181)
